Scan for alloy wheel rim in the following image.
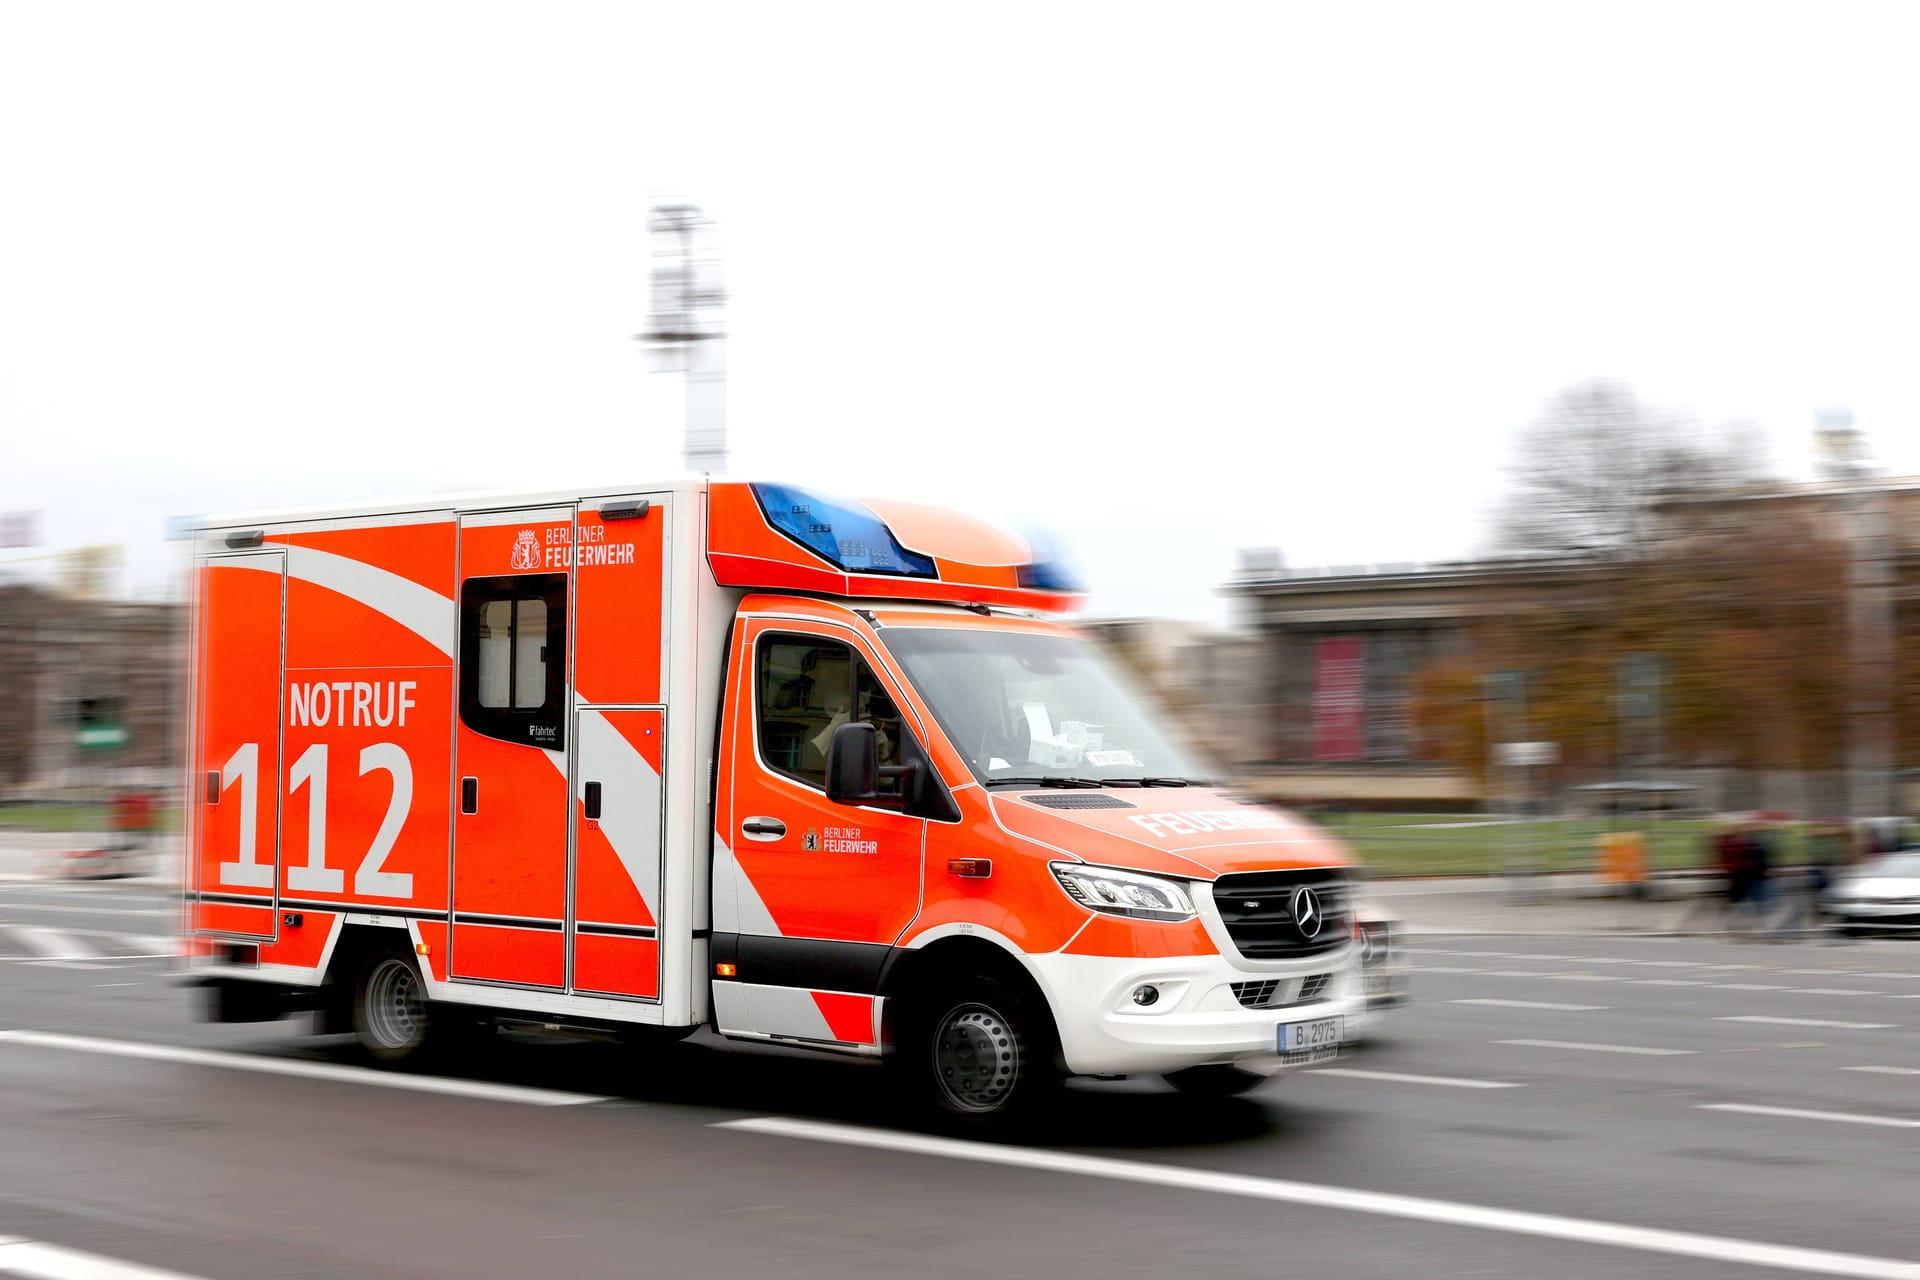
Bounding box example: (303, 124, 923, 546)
(931, 1003, 1019, 1113)
(365, 958, 424, 1050)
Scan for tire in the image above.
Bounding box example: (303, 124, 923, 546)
(1164, 1064, 1268, 1097)
(350, 948, 433, 1064)
(891, 975, 1058, 1125)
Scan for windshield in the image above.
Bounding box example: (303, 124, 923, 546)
(878, 626, 1209, 785)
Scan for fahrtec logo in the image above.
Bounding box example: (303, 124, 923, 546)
(510, 529, 541, 570)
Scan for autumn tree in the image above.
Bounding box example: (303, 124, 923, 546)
(1412, 381, 1851, 784)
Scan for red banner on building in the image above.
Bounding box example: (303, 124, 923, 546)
(1314, 637, 1365, 762)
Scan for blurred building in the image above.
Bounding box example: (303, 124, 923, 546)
(1223, 475, 1920, 812)
(0, 582, 180, 801)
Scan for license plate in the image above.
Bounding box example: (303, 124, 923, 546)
(1277, 1015, 1343, 1055)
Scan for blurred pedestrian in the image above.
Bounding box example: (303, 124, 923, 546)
(1684, 815, 1743, 935)
(1777, 819, 1842, 939)
(1725, 815, 1774, 939)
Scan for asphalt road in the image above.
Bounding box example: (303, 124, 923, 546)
(4, 878, 1920, 1279)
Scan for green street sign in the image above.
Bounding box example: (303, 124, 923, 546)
(76, 725, 128, 749)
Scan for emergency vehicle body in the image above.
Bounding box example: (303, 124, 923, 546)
(184, 479, 1364, 1113)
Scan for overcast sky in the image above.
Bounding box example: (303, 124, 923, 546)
(4, 2, 1918, 623)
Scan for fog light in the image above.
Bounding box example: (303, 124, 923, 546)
(1131, 984, 1160, 1007)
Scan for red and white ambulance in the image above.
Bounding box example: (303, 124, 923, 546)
(182, 480, 1364, 1117)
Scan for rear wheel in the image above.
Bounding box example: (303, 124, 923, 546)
(1164, 1064, 1268, 1097)
(891, 976, 1057, 1124)
(351, 949, 432, 1063)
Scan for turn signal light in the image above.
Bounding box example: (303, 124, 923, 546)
(948, 858, 992, 878)
(715, 962, 738, 977)
(415, 943, 432, 956)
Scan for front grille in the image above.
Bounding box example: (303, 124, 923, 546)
(1212, 869, 1352, 959)
(1231, 979, 1281, 1008)
(1021, 793, 1136, 810)
(1230, 972, 1334, 1009)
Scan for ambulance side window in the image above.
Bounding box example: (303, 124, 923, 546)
(756, 635, 913, 792)
(460, 573, 568, 751)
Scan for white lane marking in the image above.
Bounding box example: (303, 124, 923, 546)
(1632, 979, 1707, 986)
(92, 981, 144, 988)
(1498, 1039, 1695, 1056)
(25, 960, 111, 970)
(12, 926, 89, 960)
(717, 1116, 1920, 1279)
(1791, 988, 1881, 997)
(1548, 974, 1622, 982)
(0, 1236, 209, 1279)
(0, 901, 165, 917)
(1308, 1068, 1523, 1090)
(1484, 970, 1553, 978)
(1864, 973, 1920, 981)
(1717, 1016, 1896, 1030)
(1638, 960, 1696, 968)
(1702, 1103, 1920, 1130)
(1716, 984, 1786, 991)
(1513, 953, 1574, 961)
(0, 1030, 613, 1107)
(1451, 998, 1606, 1011)
(1842, 1065, 1920, 1076)
(1414, 965, 1486, 974)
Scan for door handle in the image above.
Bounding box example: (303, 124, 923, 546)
(741, 816, 787, 842)
(204, 771, 220, 805)
(461, 776, 478, 815)
(583, 781, 602, 820)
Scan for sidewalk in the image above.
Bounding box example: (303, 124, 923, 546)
(1365, 871, 1807, 938)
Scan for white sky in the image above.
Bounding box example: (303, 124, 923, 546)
(4, 1, 1918, 624)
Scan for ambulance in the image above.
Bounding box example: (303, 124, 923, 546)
(182, 480, 1365, 1119)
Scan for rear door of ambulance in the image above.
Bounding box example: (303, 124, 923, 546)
(190, 544, 286, 941)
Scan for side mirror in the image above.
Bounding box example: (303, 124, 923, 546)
(826, 722, 880, 805)
(825, 721, 922, 811)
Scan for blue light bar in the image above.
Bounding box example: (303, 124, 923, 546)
(750, 483, 939, 578)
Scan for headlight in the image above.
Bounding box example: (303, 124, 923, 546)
(1050, 861, 1197, 922)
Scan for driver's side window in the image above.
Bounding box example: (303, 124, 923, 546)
(756, 634, 910, 791)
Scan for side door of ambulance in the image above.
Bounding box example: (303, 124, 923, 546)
(450, 507, 573, 987)
(191, 548, 287, 940)
(713, 618, 928, 1047)
(568, 494, 669, 1001)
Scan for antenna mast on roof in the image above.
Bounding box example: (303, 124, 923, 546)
(641, 201, 728, 476)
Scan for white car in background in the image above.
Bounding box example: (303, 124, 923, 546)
(1823, 849, 1920, 937)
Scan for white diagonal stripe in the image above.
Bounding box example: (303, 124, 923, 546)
(228, 545, 455, 656)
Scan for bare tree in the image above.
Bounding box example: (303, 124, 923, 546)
(1491, 380, 1768, 557)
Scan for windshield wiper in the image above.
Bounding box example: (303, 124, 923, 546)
(985, 775, 1107, 789)
(1100, 776, 1207, 787)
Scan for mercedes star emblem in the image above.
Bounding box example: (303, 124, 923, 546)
(1291, 885, 1323, 939)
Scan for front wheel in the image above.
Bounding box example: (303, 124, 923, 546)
(1164, 1064, 1268, 1097)
(891, 977, 1058, 1124)
(351, 949, 432, 1063)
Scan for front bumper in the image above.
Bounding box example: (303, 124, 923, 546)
(1025, 947, 1365, 1077)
